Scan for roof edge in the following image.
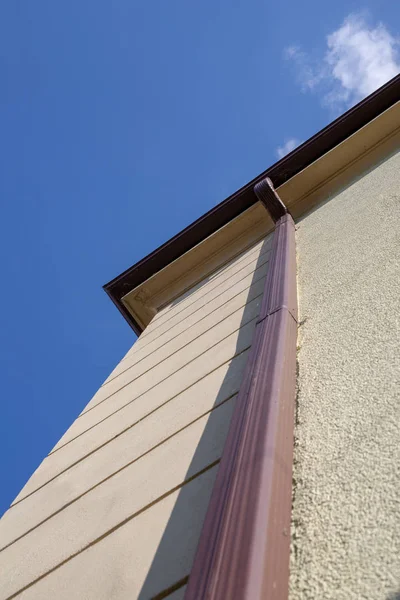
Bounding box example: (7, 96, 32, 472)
(104, 74, 400, 333)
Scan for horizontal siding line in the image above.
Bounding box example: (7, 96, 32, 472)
(147, 239, 265, 328)
(133, 247, 271, 346)
(146, 237, 271, 329)
(101, 275, 267, 389)
(11, 346, 251, 507)
(128, 247, 271, 348)
(80, 291, 263, 421)
(52, 313, 260, 454)
(4, 461, 220, 600)
(98, 255, 269, 395)
(101, 276, 264, 390)
(1, 394, 236, 553)
(117, 253, 268, 364)
(151, 234, 268, 322)
(152, 576, 189, 600)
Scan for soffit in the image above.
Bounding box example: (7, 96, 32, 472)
(121, 100, 400, 331)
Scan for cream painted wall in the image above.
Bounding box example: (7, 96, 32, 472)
(0, 233, 272, 600)
(291, 148, 400, 600)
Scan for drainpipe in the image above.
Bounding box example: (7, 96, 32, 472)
(184, 178, 298, 600)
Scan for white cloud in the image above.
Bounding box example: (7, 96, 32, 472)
(284, 46, 324, 91)
(276, 138, 302, 159)
(285, 14, 400, 111)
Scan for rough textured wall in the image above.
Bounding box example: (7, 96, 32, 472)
(0, 233, 272, 600)
(291, 149, 400, 600)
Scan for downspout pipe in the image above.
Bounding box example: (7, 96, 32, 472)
(184, 178, 298, 600)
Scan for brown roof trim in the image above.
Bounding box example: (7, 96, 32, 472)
(184, 182, 297, 599)
(104, 74, 400, 333)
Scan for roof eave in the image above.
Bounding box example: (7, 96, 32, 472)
(104, 74, 400, 333)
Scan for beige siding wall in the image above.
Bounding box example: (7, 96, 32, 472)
(291, 148, 400, 599)
(0, 233, 272, 600)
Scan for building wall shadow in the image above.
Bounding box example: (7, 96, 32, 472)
(138, 235, 272, 599)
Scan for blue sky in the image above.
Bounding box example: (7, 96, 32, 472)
(0, 0, 398, 514)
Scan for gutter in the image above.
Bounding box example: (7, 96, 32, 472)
(184, 179, 298, 600)
(103, 74, 399, 334)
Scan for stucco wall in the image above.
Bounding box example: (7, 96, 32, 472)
(291, 148, 400, 599)
(0, 233, 272, 600)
